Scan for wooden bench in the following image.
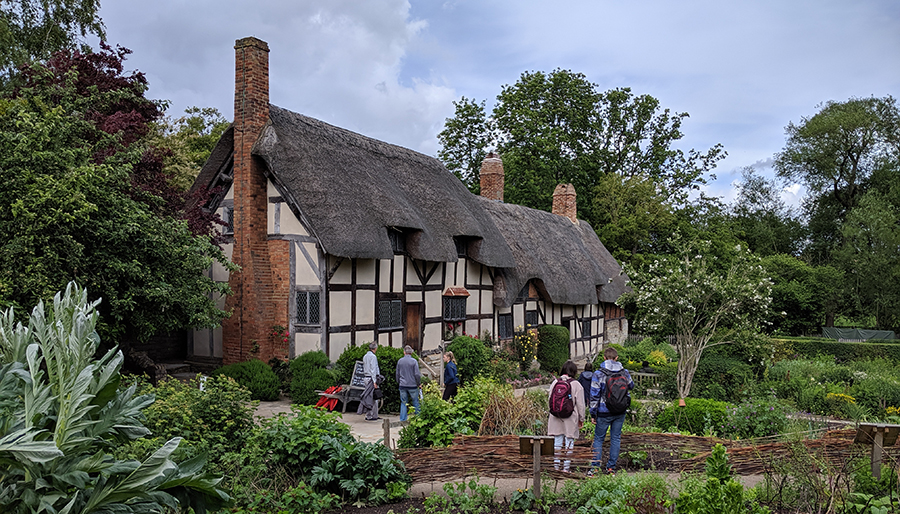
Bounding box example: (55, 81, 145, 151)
(317, 360, 369, 413)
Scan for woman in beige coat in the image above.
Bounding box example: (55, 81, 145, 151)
(547, 360, 586, 472)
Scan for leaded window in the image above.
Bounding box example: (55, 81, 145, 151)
(443, 296, 467, 321)
(223, 206, 234, 235)
(582, 319, 592, 338)
(378, 299, 402, 330)
(297, 291, 320, 324)
(525, 310, 538, 328)
(498, 313, 513, 340)
(389, 229, 405, 254)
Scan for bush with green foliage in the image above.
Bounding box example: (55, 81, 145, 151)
(334, 344, 404, 412)
(537, 324, 570, 374)
(561, 471, 672, 513)
(398, 378, 498, 448)
(655, 398, 730, 436)
(0, 283, 229, 513)
(690, 352, 755, 403)
(448, 335, 492, 383)
(211, 358, 281, 401)
(719, 396, 791, 439)
(675, 444, 770, 513)
(223, 405, 409, 507)
(135, 373, 256, 464)
(289, 351, 335, 405)
(780, 337, 900, 363)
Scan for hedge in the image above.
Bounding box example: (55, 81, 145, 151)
(776, 338, 900, 363)
(211, 359, 281, 401)
(537, 325, 570, 374)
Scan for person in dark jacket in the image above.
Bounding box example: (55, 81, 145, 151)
(588, 347, 634, 475)
(578, 361, 594, 407)
(442, 351, 460, 401)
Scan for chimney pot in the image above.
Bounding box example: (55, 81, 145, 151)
(552, 183, 578, 223)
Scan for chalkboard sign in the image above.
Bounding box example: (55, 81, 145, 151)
(350, 360, 367, 388)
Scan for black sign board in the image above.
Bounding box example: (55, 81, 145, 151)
(350, 360, 367, 388)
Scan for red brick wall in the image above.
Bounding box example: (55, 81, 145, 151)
(552, 183, 577, 223)
(479, 152, 504, 201)
(223, 37, 280, 365)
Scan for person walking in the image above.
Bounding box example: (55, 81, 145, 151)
(357, 342, 381, 421)
(547, 360, 585, 472)
(442, 351, 460, 401)
(396, 345, 421, 421)
(578, 361, 594, 407)
(589, 347, 633, 475)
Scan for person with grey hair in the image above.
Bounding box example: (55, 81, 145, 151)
(395, 345, 421, 421)
(357, 342, 381, 420)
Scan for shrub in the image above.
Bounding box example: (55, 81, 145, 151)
(398, 378, 498, 448)
(448, 335, 492, 383)
(139, 373, 256, 462)
(675, 444, 770, 513)
(720, 396, 791, 439)
(561, 472, 671, 513)
(212, 358, 281, 401)
(0, 283, 229, 513)
(512, 328, 540, 370)
(655, 398, 730, 436)
(691, 353, 755, 403)
(289, 351, 334, 405)
(537, 324, 570, 374)
(334, 344, 404, 412)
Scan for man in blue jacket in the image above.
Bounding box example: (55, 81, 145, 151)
(588, 346, 633, 476)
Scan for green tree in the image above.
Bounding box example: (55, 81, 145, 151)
(775, 96, 899, 262)
(0, 0, 104, 84)
(761, 254, 843, 335)
(620, 236, 772, 399)
(0, 49, 232, 343)
(0, 283, 229, 513)
(729, 167, 805, 256)
(436, 97, 492, 193)
(152, 106, 230, 191)
(591, 172, 677, 266)
(833, 191, 900, 329)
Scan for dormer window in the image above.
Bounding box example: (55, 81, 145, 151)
(454, 237, 467, 258)
(388, 228, 405, 254)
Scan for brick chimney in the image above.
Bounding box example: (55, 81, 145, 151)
(479, 152, 504, 201)
(552, 184, 577, 223)
(223, 37, 289, 365)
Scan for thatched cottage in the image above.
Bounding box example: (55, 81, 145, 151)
(189, 37, 629, 366)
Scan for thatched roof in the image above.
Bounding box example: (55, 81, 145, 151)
(192, 104, 629, 306)
(251, 106, 515, 266)
(479, 198, 630, 308)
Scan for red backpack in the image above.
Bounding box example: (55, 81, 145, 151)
(549, 378, 575, 418)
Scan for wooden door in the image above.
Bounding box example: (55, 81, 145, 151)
(405, 303, 423, 352)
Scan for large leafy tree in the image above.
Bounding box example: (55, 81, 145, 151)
(775, 96, 899, 262)
(0, 45, 231, 343)
(620, 236, 772, 399)
(760, 254, 843, 335)
(0, 0, 104, 85)
(729, 167, 805, 257)
(0, 283, 229, 513)
(436, 97, 492, 193)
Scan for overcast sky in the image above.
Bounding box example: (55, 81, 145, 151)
(96, 0, 899, 206)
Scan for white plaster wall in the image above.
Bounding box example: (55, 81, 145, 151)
(425, 290, 442, 318)
(423, 323, 441, 352)
(379, 261, 391, 292)
(294, 333, 321, 357)
(356, 331, 375, 345)
(406, 291, 423, 303)
(225, 184, 234, 201)
(330, 291, 352, 326)
(378, 332, 392, 346)
(295, 243, 320, 285)
(393, 256, 404, 292)
(480, 291, 492, 315)
(357, 259, 376, 285)
(466, 261, 481, 284)
(279, 206, 310, 237)
(330, 333, 351, 362)
(331, 258, 353, 284)
(357, 290, 375, 324)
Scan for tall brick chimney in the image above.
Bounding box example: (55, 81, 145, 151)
(552, 184, 578, 223)
(479, 152, 504, 201)
(223, 37, 289, 365)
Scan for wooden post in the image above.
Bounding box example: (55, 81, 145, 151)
(873, 427, 884, 479)
(383, 418, 391, 448)
(532, 438, 542, 499)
